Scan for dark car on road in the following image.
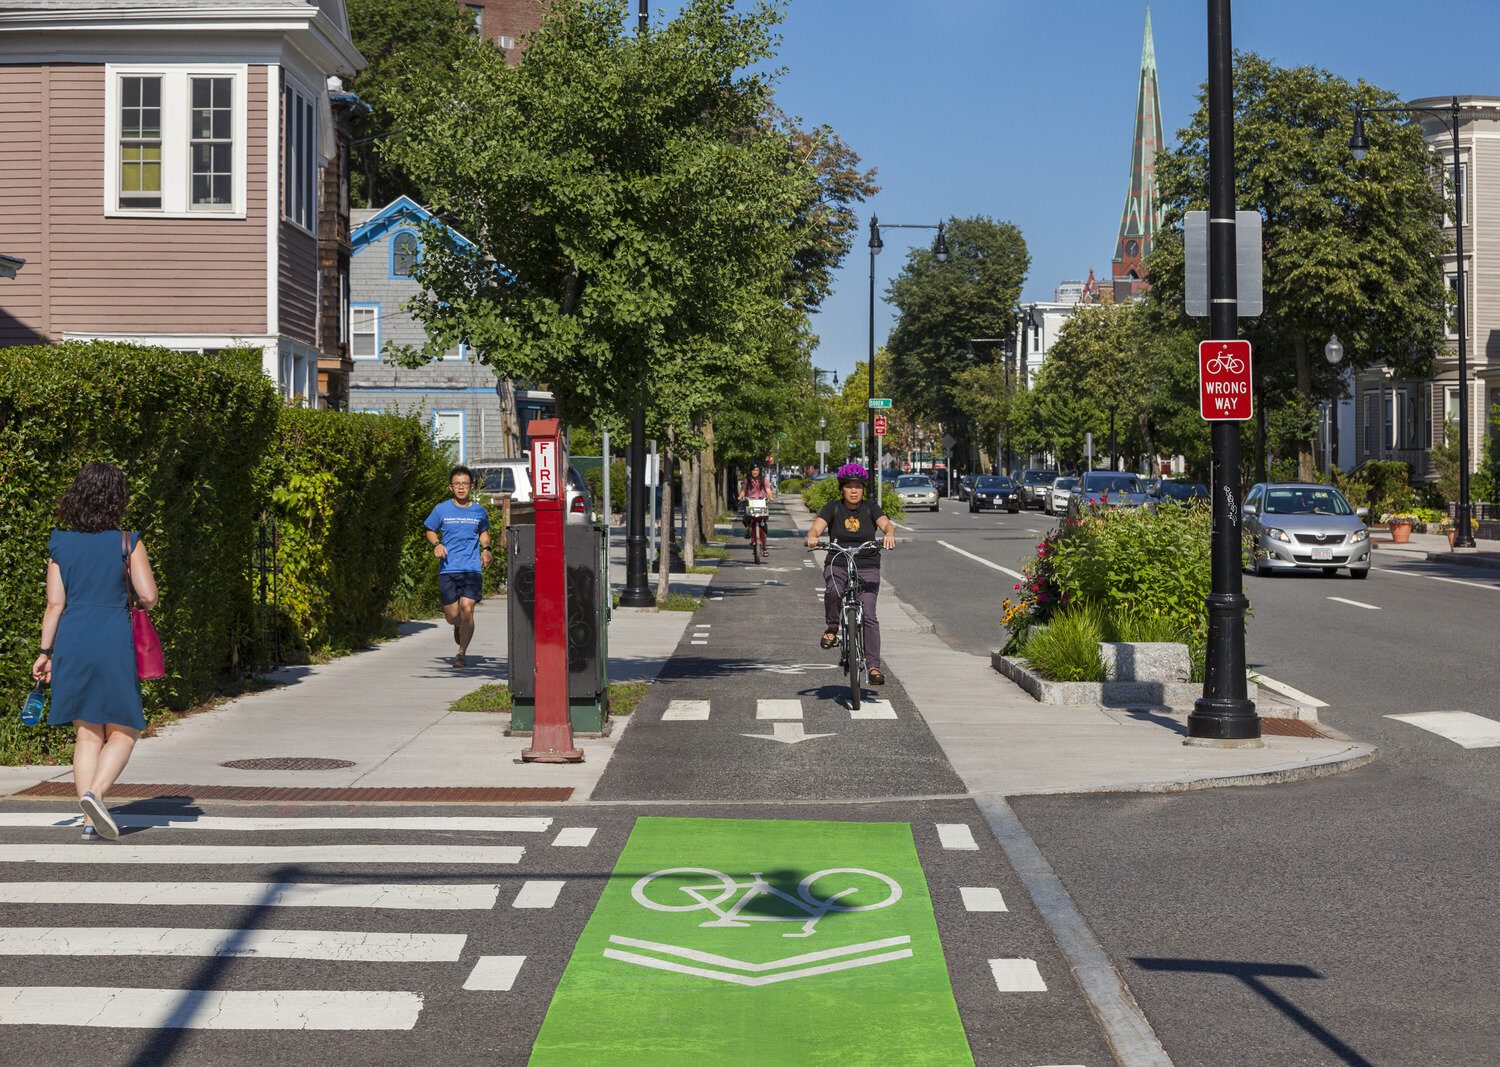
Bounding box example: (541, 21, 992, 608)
(1066, 471, 1151, 518)
(1148, 480, 1210, 507)
(1017, 469, 1059, 509)
(969, 475, 1020, 513)
(956, 474, 977, 502)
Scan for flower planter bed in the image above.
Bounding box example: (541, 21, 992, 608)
(991, 652, 1260, 708)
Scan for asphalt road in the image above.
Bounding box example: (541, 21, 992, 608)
(888, 493, 1500, 1065)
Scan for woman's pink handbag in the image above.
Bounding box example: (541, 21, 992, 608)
(122, 532, 165, 679)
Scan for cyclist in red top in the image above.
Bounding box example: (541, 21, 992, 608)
(740, 462, 775, 548)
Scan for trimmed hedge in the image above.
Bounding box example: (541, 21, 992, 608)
(800, 477, 906, 521)
(0, 342, 280, 762)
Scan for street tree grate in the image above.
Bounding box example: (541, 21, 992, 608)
(1259, 717, 1325, 738)
(219, 757, 356, 770)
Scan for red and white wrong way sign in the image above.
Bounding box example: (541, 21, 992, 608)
(873, 415, 887, 436)
(1199, 340, 1253, 421)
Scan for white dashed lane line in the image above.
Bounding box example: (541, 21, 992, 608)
(960, 887, 1008, 912)
(936, 540, 1026, 581)
(936, 824, 979, 850)
(1326, 596, 1379, 610)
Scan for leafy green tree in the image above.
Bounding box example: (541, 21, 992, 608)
(885, 215, 1030, 457)
(1150, 53, 1448, 480)
(344, 0, 488, 207)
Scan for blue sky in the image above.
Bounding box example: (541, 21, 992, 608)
(726, 0, 1500, 386)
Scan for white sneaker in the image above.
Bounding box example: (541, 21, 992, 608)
(79, 793, 118, 840)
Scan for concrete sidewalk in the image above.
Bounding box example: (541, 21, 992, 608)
(779, 495, 1379, 796)
(1370, 527, 1500, 572)
(0, 595, 692, 801)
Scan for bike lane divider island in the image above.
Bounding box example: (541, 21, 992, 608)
(540, 514, 1116, 1065)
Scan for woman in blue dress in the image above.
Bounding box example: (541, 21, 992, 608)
(31, 462, 159, 841)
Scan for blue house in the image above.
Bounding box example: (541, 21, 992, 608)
(347, 196, 520, 462)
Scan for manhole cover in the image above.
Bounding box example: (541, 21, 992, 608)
(218, 757, 356, 770)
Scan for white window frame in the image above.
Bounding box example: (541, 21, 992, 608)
(283, 78, 318, 234)
(1444, 385, 1462, 425)
(349, 304, 379, 360)
(432, 410, 465, 462)
(104, 64, 248, 218)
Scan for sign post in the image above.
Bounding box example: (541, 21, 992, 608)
(522, 418, 583, 763)
(872, 416, 887, 504)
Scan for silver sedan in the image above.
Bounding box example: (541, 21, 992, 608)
(1241, 482, 1371, 578)
(895, 474, 940, 512)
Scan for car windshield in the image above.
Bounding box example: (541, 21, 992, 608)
(1263, 487, 1353, 515)
(975, 477, 1011, 489)
(897, 476, 932, 488)
(1054, 477, 1078, 490)
(1080, 474, 1141, 493)
(1023, 471, 1058, 485)
(1160, 481, 1208, 499)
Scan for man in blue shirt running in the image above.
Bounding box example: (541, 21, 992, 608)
(424, 466, 492, 668)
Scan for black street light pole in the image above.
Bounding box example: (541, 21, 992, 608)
(1350, 96, 1475, 548)
(1188, 0, 1260, 746)
(870, 215, 949, 506)
(619, 0, 655, 607)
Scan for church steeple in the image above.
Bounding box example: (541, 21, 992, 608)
(1112, 5, 1164, 302)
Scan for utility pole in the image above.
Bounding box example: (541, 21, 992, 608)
(1187, 0, 1260, 746)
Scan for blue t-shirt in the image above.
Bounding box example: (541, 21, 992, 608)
(424, 499, 490, 574)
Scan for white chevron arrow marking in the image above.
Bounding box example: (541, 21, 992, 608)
(741, 722, 836, 744)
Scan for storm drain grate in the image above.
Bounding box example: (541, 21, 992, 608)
(218, 757, 356, 771)
(16, 782, 574, 803)
(1259, 717, 1325, 738)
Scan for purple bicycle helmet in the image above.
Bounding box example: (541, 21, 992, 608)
(836, 462, 868, 486)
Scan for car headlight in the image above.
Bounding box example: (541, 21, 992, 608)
(1348, 528, 1369, 544)
(1263, 526, 1291, 542)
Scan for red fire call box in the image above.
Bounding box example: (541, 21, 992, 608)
(1199, 340, 1253, 421)
(873, 415, 887, 436)
(530, 423, 563, 501)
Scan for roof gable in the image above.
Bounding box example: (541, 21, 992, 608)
(351, 197, 476, 255)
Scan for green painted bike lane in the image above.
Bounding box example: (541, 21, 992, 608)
(531, 817, 973, 1065)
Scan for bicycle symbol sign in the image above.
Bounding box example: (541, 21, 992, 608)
(1200, 340, 1253, 421)
(632, 867, 902, 938)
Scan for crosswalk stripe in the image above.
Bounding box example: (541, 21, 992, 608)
(0, 927, 466, 962)
(960, 887, 1008, 912)
(464, 956, 526, 991)
(756, 699, 803, 720)
(0, 987, 422, 1030)
(1386, 710, 1500, 748)
(0, 814, 550, 833)
(662, 700, 710, 721)
(989, 958, 1047, 991)
(0, 882, 499, 909)
(849, 698, 896, 720)
(0, 845, 523, 865)
(512, 880, 565, 908)
(551, 827, 597, 848)
(936, 824, 979, 850)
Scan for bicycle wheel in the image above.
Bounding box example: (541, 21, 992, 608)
(752, 523, 762, 564)
(845, 605, 863, 709)
(632, 867, 738, 912)
(799, 868, 903, 912)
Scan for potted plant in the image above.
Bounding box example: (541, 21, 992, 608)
(1382, 512, 1419, 544)
(1439, 515, 1479, 548)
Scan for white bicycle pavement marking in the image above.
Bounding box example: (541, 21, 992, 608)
(662, 700, 711, 721)
(936, 824, 979, 850)
(742, 722, 836, 745)
(756, 699, 803, 720)
(464, 956, 526, 991)
(936, 540, 1026, 581)
(848, 697, 897, 720)
(960, 887, 1008, 912)
(989, 958, 1048, 992)
(0, 988, 423, 1030)
(0, 927, 466, 962)
(0, 882, 500, 910)
(1326, 596, 1380, 610)
(512, 881, 566, 909)
(0, 845, 522, 865)
(0, 815, 548, 833)
(551, 827, 597, 848)
(1385, 710, 1500, 748)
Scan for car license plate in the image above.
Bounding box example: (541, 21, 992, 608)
(1311, 546, 1333, 561)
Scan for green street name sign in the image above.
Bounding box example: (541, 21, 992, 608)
(868, 398, 892, 409)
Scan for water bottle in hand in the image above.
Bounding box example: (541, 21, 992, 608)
(21, 684, 46, 726)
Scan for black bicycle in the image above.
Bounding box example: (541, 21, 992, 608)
(808, 540, 882, 710)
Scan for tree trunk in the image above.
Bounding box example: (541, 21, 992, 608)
(1254, 380, 1268, 485)
(699, 419, 718, 542)
(1138, 411, 1156, 477)
(655, 425, 675, 603)
(1295, 333, 1315, 481)
(683, 441, 700, 568)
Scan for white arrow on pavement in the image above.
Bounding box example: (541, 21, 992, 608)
(741, 722, 837, 745)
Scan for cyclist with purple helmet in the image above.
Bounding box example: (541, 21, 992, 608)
(804, 463, 897, 685)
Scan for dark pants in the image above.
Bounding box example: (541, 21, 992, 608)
(824, 562, 881, 670)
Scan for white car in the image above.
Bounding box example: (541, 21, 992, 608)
(895, 474, 940, 512)
(470, 458, 595, 523)
(1046, 476, 1079, 516)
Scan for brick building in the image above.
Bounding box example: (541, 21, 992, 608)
(460, 0, 549, 62)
